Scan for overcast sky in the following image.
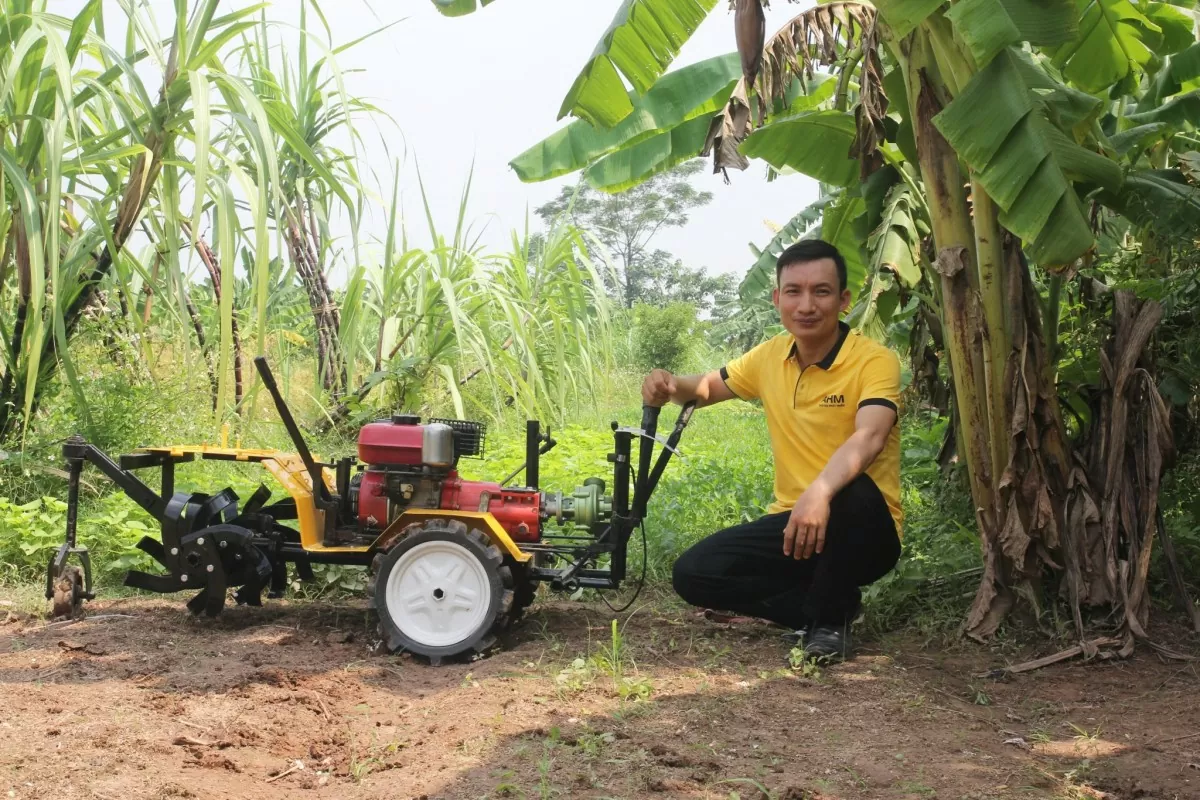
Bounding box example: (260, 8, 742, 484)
(366, 1, 820, 279)
(83, 0, 821, 280)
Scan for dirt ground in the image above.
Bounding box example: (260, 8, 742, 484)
(1, 591, 1198, 800)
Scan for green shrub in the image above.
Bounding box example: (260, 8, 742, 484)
(631, 302, 700, 374)
(860, 409, 981, 635)
(0, 493, 160, 586)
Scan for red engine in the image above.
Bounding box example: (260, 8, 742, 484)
(353, 415, 540, 542)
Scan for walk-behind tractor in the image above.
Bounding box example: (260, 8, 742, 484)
(45, 356, 694, 663)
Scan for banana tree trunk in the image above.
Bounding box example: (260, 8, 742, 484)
(896, 18, 1172, 654)
(901, 23, 1063, 639)
(901, 25, 999, 535)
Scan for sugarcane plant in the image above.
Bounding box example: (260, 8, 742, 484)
(0, 0, 618, 450)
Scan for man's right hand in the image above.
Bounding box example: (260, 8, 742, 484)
(641, 369, 677, 407)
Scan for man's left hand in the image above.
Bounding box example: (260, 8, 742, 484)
(783, 486, 832, 559)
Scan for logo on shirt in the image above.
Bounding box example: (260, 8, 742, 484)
(819, 394, 846, 408)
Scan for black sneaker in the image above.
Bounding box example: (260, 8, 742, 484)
(803, 624, 852, 662)
(779, 619, 811, 646)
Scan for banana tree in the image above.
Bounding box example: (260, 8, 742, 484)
(456, 0, 1200, 657)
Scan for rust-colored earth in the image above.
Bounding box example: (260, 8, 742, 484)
(1, 591, 1197, 799)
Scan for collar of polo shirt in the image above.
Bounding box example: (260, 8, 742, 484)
(784, 321, 851, 370)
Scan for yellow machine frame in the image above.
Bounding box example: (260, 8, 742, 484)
(136, 444, 531, 563)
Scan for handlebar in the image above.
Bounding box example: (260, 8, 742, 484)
(630, 400, 695, 521)
(252, 356, 331, 505)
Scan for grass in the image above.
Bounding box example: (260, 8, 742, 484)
(554, 619, 654, 702)
(9, 343, 1199, 660)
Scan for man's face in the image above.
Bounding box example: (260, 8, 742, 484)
(772, 258, 851, 344)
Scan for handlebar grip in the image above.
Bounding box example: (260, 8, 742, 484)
(253, 356, 278, 392)
(641, 404, 660, 436)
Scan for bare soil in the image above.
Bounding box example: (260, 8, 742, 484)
(1, 591, 1198, 800)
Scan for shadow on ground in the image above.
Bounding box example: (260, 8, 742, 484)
(1, 591, 1197, 799)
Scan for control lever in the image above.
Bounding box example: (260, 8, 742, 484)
(630, 404, 661, 522)
(501, 425, 558, 487)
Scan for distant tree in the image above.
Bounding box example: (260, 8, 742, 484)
(632, 250, 738, 313)
(536, 161, 724, 309)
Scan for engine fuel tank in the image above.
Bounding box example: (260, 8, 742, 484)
(358, 416, 424, 466)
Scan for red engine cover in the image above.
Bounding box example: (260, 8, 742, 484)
(358, 420, 423, 465)
(358, 470, 390, 526)
(441, 478, 541, 542)
(356, 471, 541, 543)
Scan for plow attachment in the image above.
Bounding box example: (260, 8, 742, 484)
(46, 435, 323, 619)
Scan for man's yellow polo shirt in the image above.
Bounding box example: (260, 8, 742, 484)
(719, 322, 903, 535)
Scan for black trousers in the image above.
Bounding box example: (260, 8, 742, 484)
(672, 473, 901, 630)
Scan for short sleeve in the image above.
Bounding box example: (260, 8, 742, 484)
(720, 341, 768, 401)
(858, 348, 901, 415)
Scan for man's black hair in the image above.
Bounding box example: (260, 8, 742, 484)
(776, 239, 847, 292)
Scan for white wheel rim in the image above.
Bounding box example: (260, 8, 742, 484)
(385, 540, 492, 648)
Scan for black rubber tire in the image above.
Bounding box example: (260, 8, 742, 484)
(508, 560, 538, 625)
(368, 519, 513, 665)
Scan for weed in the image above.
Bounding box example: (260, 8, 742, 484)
(1067, 722, 1103, 743)
(554, 657, 594, 694)
(786, 645, 823, 680)
(1028, 727, 1053, 744)
(537, 727, 560, 799)
(844, 767, 869, 790)
(898, 780, 937, 797)
(572, 729, 615, 757)
(347, 732, 406, 783)
(491, 769, 526, 798)
(968, 684, 991, 706)
(715, 776, 774, 799)
(1055, 760, 1101, 800)
(555, 619, 653, 702)
(610, 701, 653, 722)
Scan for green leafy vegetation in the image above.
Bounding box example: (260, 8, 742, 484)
(3, 0, 1199, 660)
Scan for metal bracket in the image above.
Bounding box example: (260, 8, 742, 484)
(612, 427, 686, 458)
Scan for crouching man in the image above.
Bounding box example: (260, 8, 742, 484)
(641, 240, 903, 662)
